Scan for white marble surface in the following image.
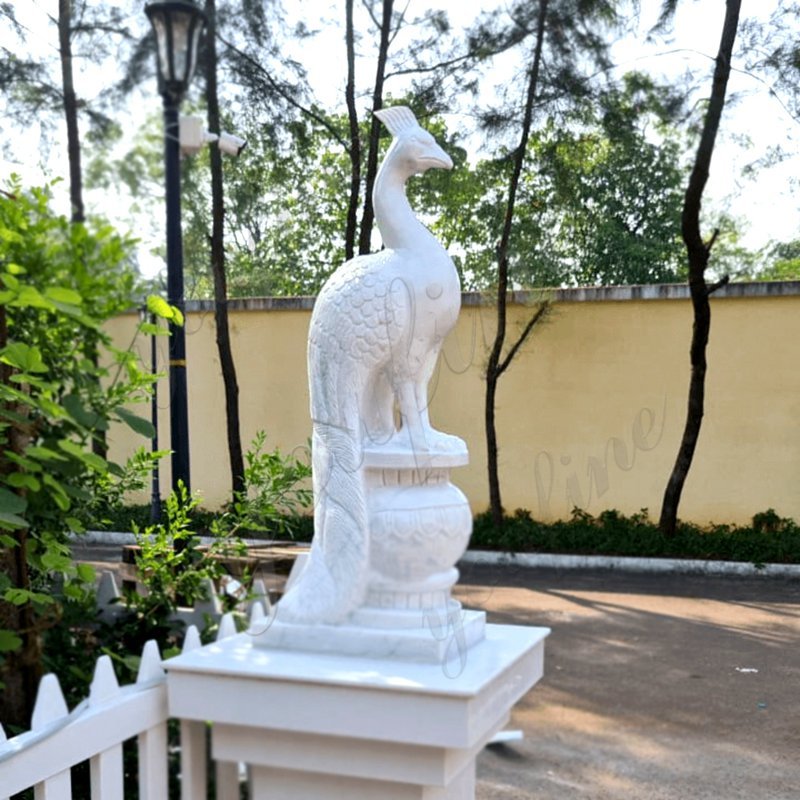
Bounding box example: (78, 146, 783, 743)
(167, 622, 548, 798)
(167, 623, 548, 752)
(278, 106, 465, 625)
(249, 608, 487, 662)
(168, 623, 547, 697)
(361, 444, 469, 469)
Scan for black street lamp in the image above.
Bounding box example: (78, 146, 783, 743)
(145, 1, 206, 497)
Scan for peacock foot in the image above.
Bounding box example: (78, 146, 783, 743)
(385, 425, 466, 456)
(419, 428, 467, 455)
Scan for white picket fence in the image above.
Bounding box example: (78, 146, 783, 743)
(95, 569, 271, 631)
(0, 577, 271, 800)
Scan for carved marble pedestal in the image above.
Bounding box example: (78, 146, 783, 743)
(166, 623, 549, 799)
(252, 446, 487, 661)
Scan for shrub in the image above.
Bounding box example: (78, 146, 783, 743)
(0, 180, 176, 726)
(470, 507, 800, 564)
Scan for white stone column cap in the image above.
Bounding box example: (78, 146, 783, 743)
(166, 623, 549, 749)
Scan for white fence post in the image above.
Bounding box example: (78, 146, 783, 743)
(0, 577, 274, 799)
(0, 723, 9, 800)
(136, 641, 168, 800)
(179, 625, 208, 800)
(96, 571, 123, 623)
(31, 674, 71, 800)
(249, 578, 271, 615)
(88, 655, 124, 800)
(213, 614, 242, 800)
(215, 762, 240, 800)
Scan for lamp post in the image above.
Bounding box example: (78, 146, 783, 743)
(145, 1, 205, 497)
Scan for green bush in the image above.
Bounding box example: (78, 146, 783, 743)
(88, 432, 313, 541)
(471, 507, 800, 565)
(0, 180, 177, 725)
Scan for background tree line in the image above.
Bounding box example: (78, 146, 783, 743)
(3, 1, 797, 298)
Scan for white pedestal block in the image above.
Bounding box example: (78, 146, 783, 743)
(166, 623, 549, 799)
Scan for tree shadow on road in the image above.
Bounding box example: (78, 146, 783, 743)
(457, 563, 800, 800)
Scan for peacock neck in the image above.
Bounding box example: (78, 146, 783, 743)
(373, 167, 437, 253)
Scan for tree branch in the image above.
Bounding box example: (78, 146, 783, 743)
(388, 0, 410, 46)
(704, 227, 720, 253)
(497, 301, 549, 377)
(384, 51, 475, 80)
(217, 33, 349, 151)
(706, 274, 730, 295)
(70, 24, 133, 39)
(361, 0, 381, 30)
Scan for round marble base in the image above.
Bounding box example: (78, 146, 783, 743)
(249, 606, 486, 664)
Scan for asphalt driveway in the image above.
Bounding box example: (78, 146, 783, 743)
(455, 564, 800, 800)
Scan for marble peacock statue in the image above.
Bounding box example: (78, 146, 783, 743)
(278, 106, 463, 625)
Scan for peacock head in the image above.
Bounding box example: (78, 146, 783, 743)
(374, 106, 453, 177)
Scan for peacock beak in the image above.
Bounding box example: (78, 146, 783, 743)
(420, 143, 453, 172)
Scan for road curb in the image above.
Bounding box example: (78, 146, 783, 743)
(460, 550, 800, 577)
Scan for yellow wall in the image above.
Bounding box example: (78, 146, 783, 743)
(106, 285, 800, 525)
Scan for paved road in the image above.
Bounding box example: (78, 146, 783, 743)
(455, 564, 800, 800)
(74, 545, 800, 799)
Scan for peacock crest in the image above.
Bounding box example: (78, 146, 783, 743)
(373, 106, 420, 138)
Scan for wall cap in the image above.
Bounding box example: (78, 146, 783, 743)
(460, 280, 800, 305)
(119, 281, 800, 315)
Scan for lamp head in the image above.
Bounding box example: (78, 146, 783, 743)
(145, 1, 206, 104)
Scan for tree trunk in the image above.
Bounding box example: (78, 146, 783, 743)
(58, 0, 83, 225)
(485, 371, 502, 525)
(0, 533, 41, 731)
(0, 304, 42, 730)
(59, 0, 109, 459)
(659, 0, 741, 536)
(357, 0, 393, 255)
(205, 0, 245, 497)
(343, 0, 361, 262)
(485, 0, 549, 528)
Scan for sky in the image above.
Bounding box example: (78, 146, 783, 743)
(1, 0, 797, 277)
(611, 0, 797, 251)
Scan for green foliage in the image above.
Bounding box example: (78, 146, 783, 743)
(40, 482, 250, 716)
(129, 484, 245, 623)
(41, 584, 103, 707)
(178, 110, 356, 298)
(753, 238, 800, 281)
(427, 73, 690, 289)
(51, 435, 308, 691)
(471, 507, 800, 565)
(214, 430, 312, 538)
(104, 76, 700, 297)
(46, 433, 311, 693)
(73, 447, 167, 536)
(86, 433, 313, 541)
(705, 215, 764, 281)
(0, 180, 172, 676)
(85, 501, 160, 534)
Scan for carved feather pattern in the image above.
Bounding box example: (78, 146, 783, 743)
(277, 107, 460, 625)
